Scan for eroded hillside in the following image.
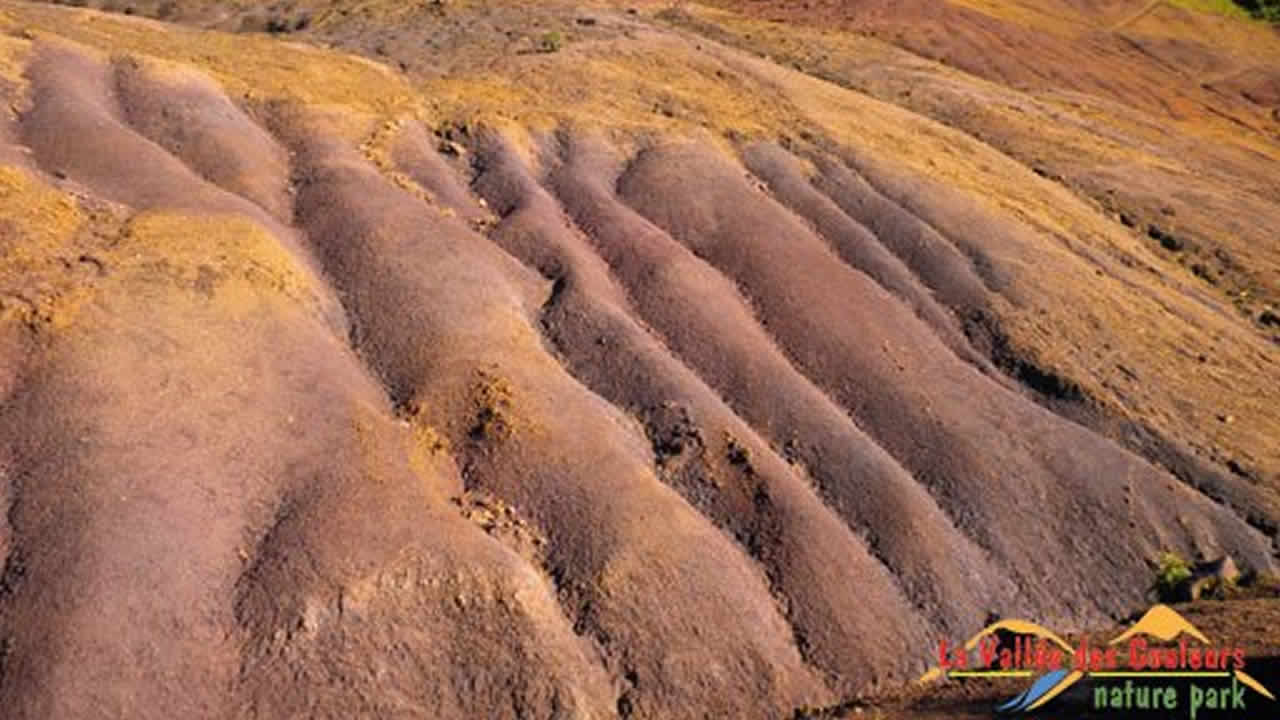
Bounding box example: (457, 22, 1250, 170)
(0, 1, 1277, 718)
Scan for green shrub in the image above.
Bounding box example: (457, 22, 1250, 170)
(538, 30, 563, 53)
(1234, 0, 1280, 21)
(1151, 552, 1193, 602)
(1173, 1, 1280, 20)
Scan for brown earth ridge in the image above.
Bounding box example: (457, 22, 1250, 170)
(0, 1, 1278, 718)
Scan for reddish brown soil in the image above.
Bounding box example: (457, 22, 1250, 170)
(0, 2, 1277, 719)
(700, 0, 1280, 122)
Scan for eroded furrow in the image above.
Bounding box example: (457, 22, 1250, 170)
(0, 41, 618, 720)
(17, 41, 347, 337)
(807, 152, 998, 315)
(538, 130, 1016, 641)
(110, 54, 296, 224)
(738, 141, 992, 371)
(390, 120, 493, 228)
(615, 140, 1276, 627)
(466, 128, 936, 694)
(0, 205, 591, 719)
(272, 107, 832, 718)
(840, 146, 1280, 541)
(0, 7, 1276, 718)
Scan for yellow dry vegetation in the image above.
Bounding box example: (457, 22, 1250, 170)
(0, 4, 422, 139)
(0, 0, 1273, 478)
(112, 211, 323, 311)
(407, 416, 452, 478)
(472, 369, 519, 442)
(645, 2, 1280, 478)
(0, 165, 90, 331)
(419, 39, 792, 143)
(0, 165, 82, 252)
(942, 0, 1099, 35)
(0, 27, 30, 87)
(1142, 2, 1277, 50)
(0, 165, 92, 327)
(0, 163, 330, 332)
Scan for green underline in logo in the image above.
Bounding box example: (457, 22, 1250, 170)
(946, 670, 1037, 678)
(1090, 671, 1232, 678)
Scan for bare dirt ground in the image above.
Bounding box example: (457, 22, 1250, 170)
(0, 1, 1278, 718)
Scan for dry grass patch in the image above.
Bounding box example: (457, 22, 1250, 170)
(1, 2, 422, 137)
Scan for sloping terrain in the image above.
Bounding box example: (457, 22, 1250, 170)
(0, 1, 1277, 718)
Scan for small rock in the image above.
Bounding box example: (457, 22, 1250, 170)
(1187, 556, 1240, 601)
(1147, 224, 1184, 251)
